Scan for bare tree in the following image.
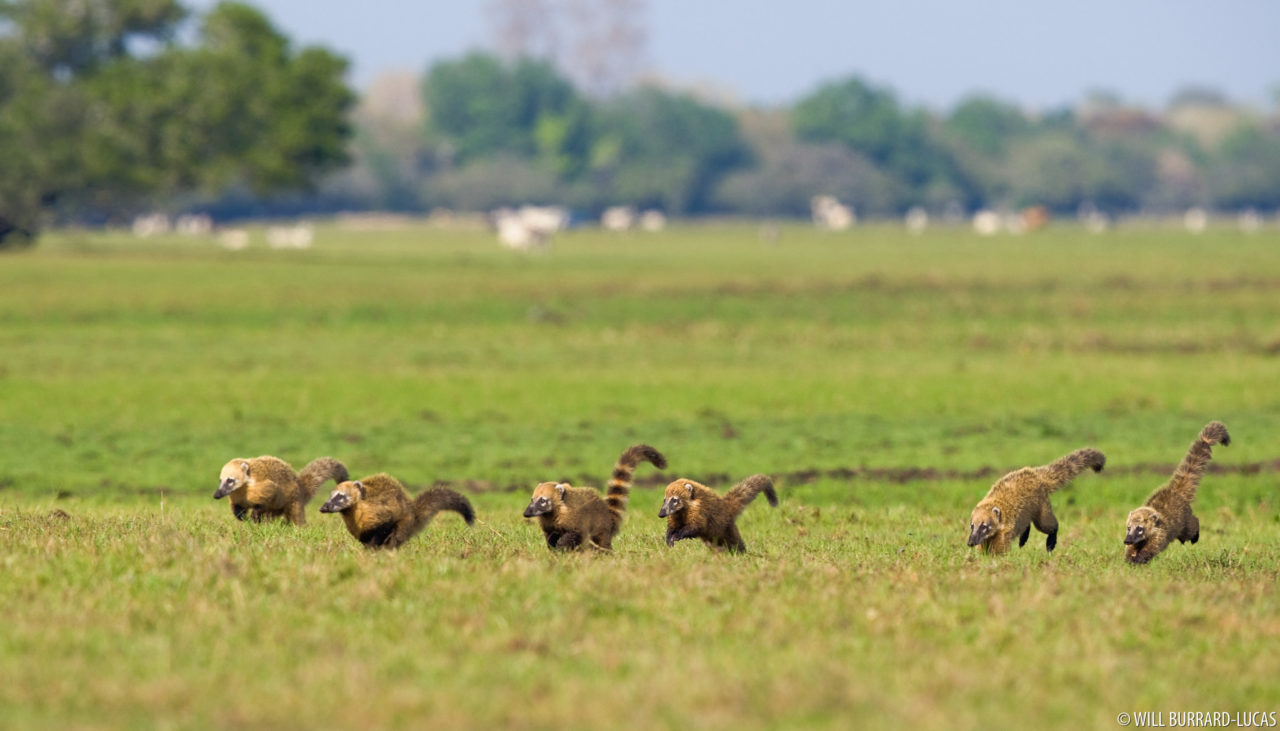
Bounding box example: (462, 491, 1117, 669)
(486, 0, 560, 63)
(485, 0, 648, 97)
(562, 0, 647, 97)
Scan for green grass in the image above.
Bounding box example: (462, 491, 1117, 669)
(1, 222, 1278, 729)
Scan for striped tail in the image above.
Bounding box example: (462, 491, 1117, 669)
(1167, 421, 1229, 504)
(297, 457, 349, 502)
(724, 474, 777, 516)
(1038, 447, 1105, 494)
(413, 487, 476, 526)
(605, 444, 667, 518)
(1198, 420, 1230, 448)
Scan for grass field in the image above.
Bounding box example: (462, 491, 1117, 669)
(1, 221, 1278, 729)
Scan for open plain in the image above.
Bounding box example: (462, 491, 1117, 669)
(1, 222, 1277, 729)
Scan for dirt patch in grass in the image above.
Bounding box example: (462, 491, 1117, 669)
(428, 458, 1280, 494)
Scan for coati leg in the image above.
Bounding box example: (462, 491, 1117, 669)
(555, 531, 583, 550)
(1183, 513, 1200, 544)
(590, 535, 613, 552)
(986, 531, 1013, 554)
(666, 525, 699, 546)
(725, 524, 747, 553)
(287, 501, 306, 527)
(1018, 525, 1031, 548)
(358, 522, 397, 548)
(1033, 502, 1059, 553)
(1128, 542, 1158, 564)
(232, 504, 250, 521)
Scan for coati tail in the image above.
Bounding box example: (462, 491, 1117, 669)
(414, 487, 476, 526)
(724, 474, 778, 514)
(1167, 421, 1229, 504)
(1199, 421, 1230, 447)
(1041, 447, 1106, 491)
(605, 444, 667, 516)
(297, 457, 350, 502)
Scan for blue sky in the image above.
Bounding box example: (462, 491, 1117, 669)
(189, 1, 1279, 110)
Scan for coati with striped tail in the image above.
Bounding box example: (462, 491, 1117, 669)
(319, 473, 475, 549)
(659, 473, 778, 553)
(214, 456, 348, 525)
(523, 444, 666, 551)
(967, 447, 1105, 554)
(1125, 421, 1229, 565)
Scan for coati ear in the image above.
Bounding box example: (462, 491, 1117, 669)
(354, 481, 365, 498)
(241, 461, 251, 475)
(684, 482, 695, 496)
(1152, 513, 1162, 527)
(991, 506, 1001, 521)
(555, 483, 567, 498)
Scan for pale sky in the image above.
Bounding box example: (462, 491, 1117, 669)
(188, 1, 1280, 111)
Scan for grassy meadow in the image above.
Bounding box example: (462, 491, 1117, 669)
(1, 220, 1278, 729)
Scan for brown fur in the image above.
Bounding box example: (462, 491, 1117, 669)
(1125, 421, 1229, 564)
(659, 474, 778, 552)
(523, 444, 666, 551)
(319, 473, 475, 549)
(214, 456, 348, 525)
(967, 447, 1105, 554)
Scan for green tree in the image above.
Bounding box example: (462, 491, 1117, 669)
(791, 76, 970, 208)
(0, 41, 85, 241)
(0, 0, 353, 242)
(1207, 123, 1280, 209)
(1002, 132, 1156, 213)
(592, 86, 749, 213)
(943, 95, 1031, 157)
(0, 0, 186, 74)
(423, 53, 586, 169)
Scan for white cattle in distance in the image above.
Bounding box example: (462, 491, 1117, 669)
(601, 205, 637, 232)
(1183, 207, 1208, 234)
(267, 223, 315, 250)
(175, 214, 213, 236)
(131, 213, 171, 237)
(492, 205, 568, 251)
(218, 229, 250, 251)
(810, 195, 855, 231)
(1237, 208, 1261, 233)
(639, 209, 667, 232)
(972, 209, 1002, 236)
(904, 206, 929, 235)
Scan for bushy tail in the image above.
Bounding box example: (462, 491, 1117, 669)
(724, 474, 778, 516)
(605, 444, 667, 517)
(1038, 447, 1106, 494)
(297, 457, 349, 502)
(412, 487, 476, 527)
(1167, 421, 1229, 503)
(1198, 420, 1230, 448)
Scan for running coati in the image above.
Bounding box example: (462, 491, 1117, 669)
(659, 473, 777, 552)
(1125, 421, 1230, 565)
(523, 444, 666, 551)
(214, 455, 348, 525)
(319, 473, 475, 549)
(967, 447, 1105, 554)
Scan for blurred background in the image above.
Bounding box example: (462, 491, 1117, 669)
(2, 0, 1278, 244)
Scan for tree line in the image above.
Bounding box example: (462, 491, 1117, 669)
(0, 0, 352, 244)
(3, 0, 1278, 245)
(344, 55, 1280, 223)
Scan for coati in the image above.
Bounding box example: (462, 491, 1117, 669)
(967, 447, 1105, 554)
(319, 473, 475, 549)
(1124, 421, 1230, 565)
(523, 444, 666, 551)
(658, 473, 778, 552)
(214, 455, 348, 525)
